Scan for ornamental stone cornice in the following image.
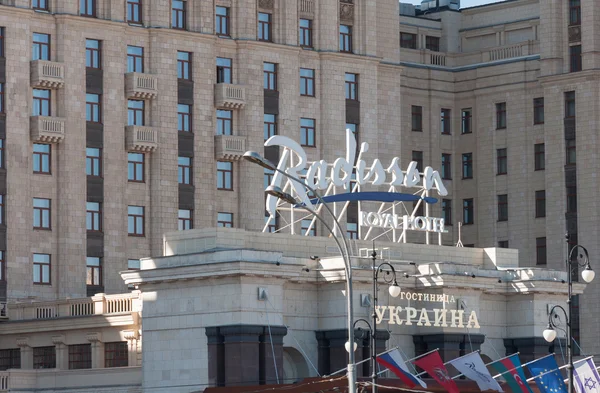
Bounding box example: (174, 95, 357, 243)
(51, 335, 65, 345)
(0, 314, 136, 336)
(86, 332, 102, 343)
(538, 69, 600, 86)
(123, 330, 139, 341)
(16, 337, 29, 348)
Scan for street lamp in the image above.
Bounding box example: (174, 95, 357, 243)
(244, 151, 358, 393)
(542, 236, 594, 393)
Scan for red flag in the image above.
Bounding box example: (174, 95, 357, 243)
(413, 351, 459, 393)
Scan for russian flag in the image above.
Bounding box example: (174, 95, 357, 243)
(377, 349, 427, 388)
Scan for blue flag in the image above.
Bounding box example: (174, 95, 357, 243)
(526, 356, 568, 393)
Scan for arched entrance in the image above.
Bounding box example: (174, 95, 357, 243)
(282, 347, 310, 383)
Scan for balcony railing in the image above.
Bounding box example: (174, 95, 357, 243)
(125, 125, 158, 152)
(30, 60, 65, 89)
(214, 83, 246, 109)
(299, 0, 315, 17)
(125, 72, 158, 99)
(0, 372, 7, 392)
(7, 292, 141, 321)
(215, 134, 246, 161)
(30, 116, 65, 143)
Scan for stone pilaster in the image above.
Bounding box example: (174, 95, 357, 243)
(220, 325, 263, 386)
(413, 333, 485, 362)
(86, 332, 104, 369)
(51, 335, 67, 370)
(16, 337, 32, 370)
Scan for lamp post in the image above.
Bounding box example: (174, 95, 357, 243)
(542, 236, 595, 393)
(348, 248, 400, 393)
(243, 151, 358, 393)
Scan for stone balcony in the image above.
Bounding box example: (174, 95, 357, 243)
(214, 135, 246, 161)
(214, 83, 246, 109)
(125, 125, 158, 152)
(30, 116, 65, 143)
(30, 60, 65, 89)
(125, 72, 158, 99)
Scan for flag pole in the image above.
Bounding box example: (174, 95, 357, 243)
(413, 350, 480, 378)
(376, 348, 441, 377)
(492, 353, 555, 380)
(325, 346, 399, 377)
(528, 355, 594, 383)
(452, 352, 520, 380)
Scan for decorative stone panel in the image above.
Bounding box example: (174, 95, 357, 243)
(340, 0, 354, 23)
(258, 0, 273, 10)
(568, 25, 581, 43)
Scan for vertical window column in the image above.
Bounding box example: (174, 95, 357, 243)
(178, 50, 194, 231)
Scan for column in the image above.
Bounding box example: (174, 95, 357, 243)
(124, 330, 139, 367)
(259, 326, 287, 384)
(205, 327, 225, 387)
(52, 335, 68, 370)
(220, 325, 263, 386)
(86, 332, 104, 369)
(16, 338, 32, 369)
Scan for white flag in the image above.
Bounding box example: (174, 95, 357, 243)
(574, 359, 600, 393)
(449, 352, 503, 392)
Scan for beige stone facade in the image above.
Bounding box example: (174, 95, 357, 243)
(0, 0, 598, 389)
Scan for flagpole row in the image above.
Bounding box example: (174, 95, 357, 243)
(528, 355, 595, 383)
(492, 353, 555, 379)
(375, 348, 441, 377)
(414, 350, 479, 378)
(325, 346, 399, 377)
(452, 352, 522, 380)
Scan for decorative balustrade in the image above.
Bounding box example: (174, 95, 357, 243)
(214, 83, 246, 109)
(6, 292, 140, 321)
(0, 372, 8, 391)
(214, 134, 247, 161)
(30, 60, 65, 89)
(125, 125, 158, 152)
(430, 53, 446, 66)
(125, 72, 158, 99)
(299, 0, 314, 17)
(30, 116, 65, 143)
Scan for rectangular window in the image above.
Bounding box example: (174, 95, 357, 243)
(33, 347, 55, 368)
(127, 100, 144, 125)
(497, 194, 508, 221)
(0, 28, 3, 57)
(535, 190, 546, 218)
(566, 139, 576, 165)
(105, 342, 128, 368)
(411, 106, 422, 131)
(533, 98, 544, 125)
(178, 209, 193, 230)
(86, 202, 102, 232)
(215, 6, 230, 36)
(177, 51, 191, 80)
(496, 102, 506, 129)
(0, 349, 20, 370)
(565, 91, 576, 118)
(178, 103, 191, 132)
(534, 143, 545, 170)
(301, 219, 316, 236)
(172, 0, 186, 29)
(86, 257, 102, 286)
(127, 0, 142, 24)
(264, 113, 277, 140)
(0, 83, 3, 113)
(345, 73, 358, 100)
(128, 259, 140, 270)
(496, 148, 507, 175)
(400, 32, 417, 49)
(463, 199, 474, 225)
(33, 144, 51, 174)
(80, 0, 96, 17)
(461, 109, 472, 134)
(300, 68, 315, 97)
(299, 19, 313, 48)
(346, 123, 358, 140)
(86, 93, 101, 123)
(346, 222, 358, 239)
(86, 147, 102, 176)
(442, 199, 452, 225)
(462, 153, 473, 179)
(570, 45, 582, 72)
(128, 206, 145, 236)
(128, 153, 144, 182)
(217, 110, 232, 135)
(217, 161, 233, 190)
(258, 12, 272, 42)
(0, 196, 4, 226)
(425, 36, 440, 52)
(567, 185, 577, 213)
(68, 344, 92, 369)
(127, 46, 144, 73)
(217, 212, 233, 228)
(265, 212, 279, 233)
(33, 254, 51, 285)
(33, 198, 51, 230)
(339, 25, 352, 53)
(300, 118, 316, 147)
(441, 153, 451, 180)
(33, 89, 51, 116)
(440, 108, 451, 135)
(263, 62, 277, 90)
(412, 151, 423, 172)
(216, 57, 232, 83)
(498, 240, 509, 248)
(0, 139, 4, 169)
(178, 156, 192, 185)
(85, 39, 101, 68)
(32, 33, 50, 61)
(536, 237, 547, 265)
(32, 0, 49, 11)
(569, 0, 581, 25)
